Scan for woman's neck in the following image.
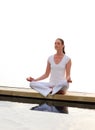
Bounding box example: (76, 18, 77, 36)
(56, 51, 64, 56)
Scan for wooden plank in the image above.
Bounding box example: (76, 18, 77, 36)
(0, 86, 95, 103)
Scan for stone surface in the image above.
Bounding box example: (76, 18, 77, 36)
(0, 86, 95, 102)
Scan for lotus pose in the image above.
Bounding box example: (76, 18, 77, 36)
(26, 38, 72, 97)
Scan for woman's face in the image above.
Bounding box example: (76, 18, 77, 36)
(54, 39, 64, 51)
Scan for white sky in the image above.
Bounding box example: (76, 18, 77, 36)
(0, 0, 95, 93)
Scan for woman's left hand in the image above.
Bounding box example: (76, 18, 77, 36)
(66, 77, 72, 83)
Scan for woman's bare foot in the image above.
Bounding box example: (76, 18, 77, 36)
(56, 90, 66, 95)
(49, 86, 53, 94)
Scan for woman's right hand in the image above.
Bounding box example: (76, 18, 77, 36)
(26, 77, 34, 82)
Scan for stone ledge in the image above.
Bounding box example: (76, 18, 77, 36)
(0, 86, 95, 103)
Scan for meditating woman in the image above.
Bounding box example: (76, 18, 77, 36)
(26, 38, 72, 97)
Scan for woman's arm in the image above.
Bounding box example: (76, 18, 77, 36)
(26, 61, 51, 82)
(66, 59, 72, 83)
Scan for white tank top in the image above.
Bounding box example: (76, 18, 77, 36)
(48, 54, 70, 85)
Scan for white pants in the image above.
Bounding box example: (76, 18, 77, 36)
(30, 80, 69, 97)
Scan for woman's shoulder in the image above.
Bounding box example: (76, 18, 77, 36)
(64, 54, 70, 59)
(64, 54, 71, 63)
(48, 55, 54, 61)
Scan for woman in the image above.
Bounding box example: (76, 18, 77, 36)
(26, 38, 72, 97)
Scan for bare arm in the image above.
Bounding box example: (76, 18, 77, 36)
(34, 61, 51, 81)
(26, 61, 51, 82)
(66, 59, 72, 82)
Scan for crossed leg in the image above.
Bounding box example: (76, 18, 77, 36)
(51, 80, 69, 95)
(30, 81, 52, 97)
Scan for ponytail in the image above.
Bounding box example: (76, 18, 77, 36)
(63, 46, 65, 54)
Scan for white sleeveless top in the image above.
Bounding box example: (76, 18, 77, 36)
(48, 54, 70, 85)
